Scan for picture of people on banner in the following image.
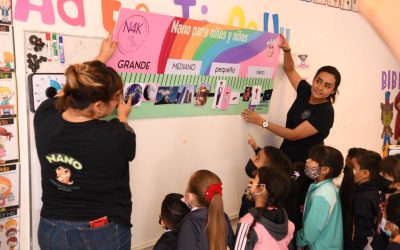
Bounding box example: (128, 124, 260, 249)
(213, 80, 226, 109)
(194, 84, 210, 106)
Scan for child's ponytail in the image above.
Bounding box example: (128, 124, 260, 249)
(206, 186, 226, 250)
(187, 170, 227, 250)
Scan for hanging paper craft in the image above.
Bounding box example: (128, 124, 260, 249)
(0, 0, 12, 25)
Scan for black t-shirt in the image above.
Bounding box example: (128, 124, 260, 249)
(280, 80, 334, 162)
(34, 98, 136, 226)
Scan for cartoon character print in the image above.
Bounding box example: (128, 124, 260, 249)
(0, 176, 11, 207)
(0, 127, 13, 164)
(0, 0, 11, 23)
(56, 166, 74, 185)
(381, 91, 394, 147)
(5, 218, 17, 250)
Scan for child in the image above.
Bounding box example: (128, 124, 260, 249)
(296, 145, 344, 250)
(234, 167, 294, 250)
(351, 149, 382, 250)
(178, 169, 234, 250)
(339, 147, 366, 250)
(384, 192, 400, 250)
(154, 193, 190, 250)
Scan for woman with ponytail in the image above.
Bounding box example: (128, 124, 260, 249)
(178, 169, 234, 250)
(34, 34, 136, 250)
(235, 167, 294, 250)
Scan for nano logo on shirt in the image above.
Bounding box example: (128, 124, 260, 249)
(301, 110, 311, 120)
(45, 153, 82, 170)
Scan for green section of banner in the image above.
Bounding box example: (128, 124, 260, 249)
(120, 73, 273, 119)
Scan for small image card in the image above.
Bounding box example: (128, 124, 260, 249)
(213, 80, 226, 109)
(194, 83, 210, 106)
(250, 86, 262, 105)
(294, 54, 310, 68)
(0, 118, 18, 164)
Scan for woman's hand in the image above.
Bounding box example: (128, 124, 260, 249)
(241, 109, 264, 127)
(278, 34, 290, 52)
(248, 133, 258, 151)
(117, 96, 132, 123)
(96, 33, 118, 63)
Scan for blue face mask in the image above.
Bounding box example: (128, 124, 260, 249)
(304, 166, 320, 180)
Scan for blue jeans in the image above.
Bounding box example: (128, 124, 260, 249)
(38, 217, 131, 250)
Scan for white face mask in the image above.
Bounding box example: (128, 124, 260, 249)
(181, 193, 192, 210)
(381, 217, 399, 237)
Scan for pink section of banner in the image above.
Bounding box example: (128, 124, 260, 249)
(107, 8, 172, 73)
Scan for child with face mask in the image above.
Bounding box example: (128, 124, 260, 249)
(154, 193, 190, 250)
(235, 167, 294, 250)
(384, 192, 400, 250)
(350, 150, 382, 250)
(296, 145, 344, 250)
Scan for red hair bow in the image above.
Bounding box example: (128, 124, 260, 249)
(205, 183, 222, 202)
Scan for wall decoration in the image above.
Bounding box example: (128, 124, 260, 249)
(0, 25, 14, 72)
(108, 9, 281, 119)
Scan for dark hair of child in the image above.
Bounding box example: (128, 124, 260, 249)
(308, 145, 344, 179)
(160, 193, 190, 231)
(353, 150, 382, 181)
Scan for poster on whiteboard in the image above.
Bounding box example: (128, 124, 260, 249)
(107, 8, 281, 119)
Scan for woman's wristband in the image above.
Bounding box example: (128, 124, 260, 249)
(283, 48, 291, 53)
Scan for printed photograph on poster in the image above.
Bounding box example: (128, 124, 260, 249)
(250, 86, 262, 105)
(0, 73, 16, 118)
(229, 92, 240, 105)
(0, 118, 18, 164)
(313, 0, 327, 5)
(352, 0, 358, 11)
(141, 83, 159, 102)
(177, 85, 195, 104)
(242, 87, 252, 102)
(124, 83, 143, 107)
(194, 84, 210, 106)
(0, 0, 12, 25)
(0, 209, 19, 250)
(213, 80, 226, 109)
(327, 0, 340, 7)
(295, 54, 310, 68)
(0, 25, 14, 72)
(155, 86, 179, 105)
(220, 87, 231, 111)
(340, 0, 352, 10)
(262, 89, 273, 103)
(0, 164, 19, 209)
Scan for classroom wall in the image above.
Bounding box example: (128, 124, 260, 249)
(13, 0, 399, 249)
